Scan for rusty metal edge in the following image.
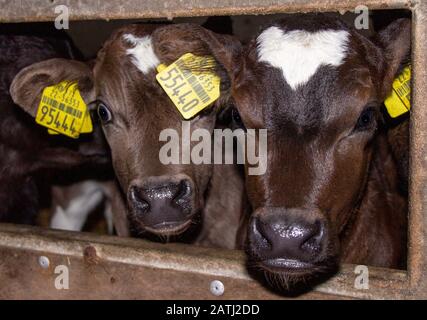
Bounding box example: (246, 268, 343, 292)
(0, 224, 410, 299)
(0, 0, 414, 23)
(407, 0, 427, 298)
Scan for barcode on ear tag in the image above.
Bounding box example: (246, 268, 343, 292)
(156, 53, 220, 119)
(385, 65, 411, 118)
(36, 81, 93, 138)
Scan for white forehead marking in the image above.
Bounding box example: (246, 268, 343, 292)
(123, 34, 160, 74)
(257, 26, 349, 90)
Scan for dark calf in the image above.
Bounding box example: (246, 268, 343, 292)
(235, 15, 410, 291)
(11, 24, 247, 249)
(0, 34, 109, 224)
(189, 14, 410, 290)
(387, 117, 409, 194)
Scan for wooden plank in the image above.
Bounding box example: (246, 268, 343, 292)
(0, 224, 410, 299)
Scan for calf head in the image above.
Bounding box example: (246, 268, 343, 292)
(228, 15, 411, 290)
(11, 24, 241, 239)
(2, 35, 109, 223)
(95, 24, 241, 238)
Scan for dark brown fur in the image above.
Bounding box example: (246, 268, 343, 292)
(0, 34, 109, 224)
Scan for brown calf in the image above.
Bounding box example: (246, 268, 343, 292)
(230, 15, 410, 291)
(11, 24, 247, 249)
(161, 15, 411, 291)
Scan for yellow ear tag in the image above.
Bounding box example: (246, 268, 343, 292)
(36, 81, 93, 138)
(80, 110, 93, 133)
(156, 53, 220, 120)
(384, 65, 411, 118)
(156, 64, 167, 73)
(47, 112, 92, 135)
(47, 112, 92, 136)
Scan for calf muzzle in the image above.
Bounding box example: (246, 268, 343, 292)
(128, 176, 195, 235)
(247, 207, 330, 275)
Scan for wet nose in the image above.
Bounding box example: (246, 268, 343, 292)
(248, 211, 326, 264)
(128, 178, 193, 229)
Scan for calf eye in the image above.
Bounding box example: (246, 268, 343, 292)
(355, 107, 376, 131)
(97, 102, 112, 124)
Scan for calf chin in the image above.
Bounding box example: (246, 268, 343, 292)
(246, 241, 340, 294)
(128, 212, 203, 243)
(248, 258, 339, 295)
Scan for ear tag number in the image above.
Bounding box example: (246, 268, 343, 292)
(384, 65, 411, 118)
(36, 81, 92, 138)
(156, 53, 220, 120)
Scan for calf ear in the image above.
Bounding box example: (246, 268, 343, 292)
(152, 23, 242, 93)
(10, 58, 95, 117)
(375, 18, 411, 98)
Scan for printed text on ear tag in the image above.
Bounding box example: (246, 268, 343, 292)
(384, 65, 411, 118)
(36, 81, 93, 138)
(47, 111, 93, 135)
(156, 53, 220, 120)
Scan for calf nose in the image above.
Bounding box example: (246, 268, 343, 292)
(128, 178, 193, 230)
(249, 212, 326, 264)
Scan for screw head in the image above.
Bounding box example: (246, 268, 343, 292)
(210, 280, 224, 296)
(38, 256, 50, 269)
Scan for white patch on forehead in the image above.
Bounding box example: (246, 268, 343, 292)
(123, 34, 160, 74)
(257, 26, 349, 90)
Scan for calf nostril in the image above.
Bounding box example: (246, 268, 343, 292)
(129, 186, 149, 213)
(173, 179, 192, 204)
(300, 221, 324, 254)
(251, 218, 272, 251)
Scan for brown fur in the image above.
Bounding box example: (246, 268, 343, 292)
(387, 118, 409, 193)
(184, 14, 411, 292)
(10, 24, 248, 249)
(235, 16, 410, 291)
